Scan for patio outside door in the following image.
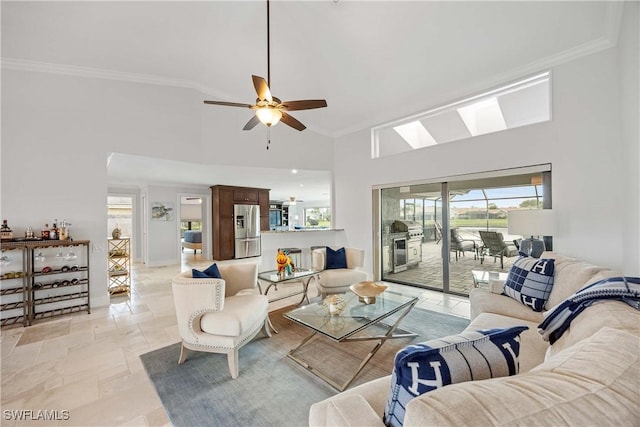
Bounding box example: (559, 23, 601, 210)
(380, 184, 443, 291)
(377, 167, 550, 296)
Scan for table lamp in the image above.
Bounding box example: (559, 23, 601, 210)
(508, 209, 554, 257)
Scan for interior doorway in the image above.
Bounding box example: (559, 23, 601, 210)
(107, 195, 135, 259)
(178, 194, 210, 263)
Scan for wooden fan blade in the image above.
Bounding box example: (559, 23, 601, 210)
(252, 75, 273, 102)
(204, 100, 253, 108)
(280, 112, 306, 131)
(243, 115, 260, 131)
(281, 99, 327, 111)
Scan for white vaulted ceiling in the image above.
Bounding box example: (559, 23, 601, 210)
(1, 1, 621, 138)
(1, 1, 623, 201)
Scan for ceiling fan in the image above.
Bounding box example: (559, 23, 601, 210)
(203, 0, 327, 133)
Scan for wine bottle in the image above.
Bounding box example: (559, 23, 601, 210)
(41, 224, 50, 240)
(0, 220, 13, 240)
(50, 221, 58, 240)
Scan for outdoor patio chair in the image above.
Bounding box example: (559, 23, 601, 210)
(478, 230, 519, 269)
(450, 228, 477, 261)
(434, 221, 443, 244)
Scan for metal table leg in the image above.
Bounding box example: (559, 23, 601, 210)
(286, 299, 418, 391)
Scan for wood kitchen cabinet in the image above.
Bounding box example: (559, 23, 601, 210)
(258, 191, 270, 231)
(211, 185, 270, 260)
(233, 189, 259, 203)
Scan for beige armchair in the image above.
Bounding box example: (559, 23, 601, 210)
(171, 262, 271, 379)
(312, 247, 367, 298)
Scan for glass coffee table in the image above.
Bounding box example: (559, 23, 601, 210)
(284, 290, 418, 391)
(258, 268, 318, 305)
(471, 270, 509, 288)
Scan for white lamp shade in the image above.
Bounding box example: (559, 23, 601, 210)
(508, 209, 554, 237)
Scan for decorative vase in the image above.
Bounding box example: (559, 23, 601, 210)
(112, 226, 121, 239)
(322, 294, 346, 316)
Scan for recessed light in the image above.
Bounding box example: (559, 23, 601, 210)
(299, 184, 304, 187)
(291, 169, 298, 174)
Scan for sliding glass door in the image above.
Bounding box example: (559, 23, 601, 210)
(381, 184, 443, 291)
(378, 167, 550, 296)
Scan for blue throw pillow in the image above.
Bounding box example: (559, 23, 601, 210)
(325, 247, 347, 269)
(192, 269, 210, 278)
(384, 326, 527, 427)
(504, 256, 555, 311)
(192, 263, 222, 279)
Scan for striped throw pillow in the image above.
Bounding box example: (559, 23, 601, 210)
(504, 256, 555, 311)
(384, 326, 527, 427)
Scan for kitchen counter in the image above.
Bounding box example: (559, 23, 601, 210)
(263, 228, 344, 233)
(261, 228, 346, 271)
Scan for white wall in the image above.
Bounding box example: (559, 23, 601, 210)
(1, 70, 333, 307)
(145, 186, 182, 266)
(333, 40, 638, 276)
(618, 2, 640, 275)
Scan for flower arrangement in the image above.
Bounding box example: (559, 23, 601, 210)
(276, 249, 294, 276)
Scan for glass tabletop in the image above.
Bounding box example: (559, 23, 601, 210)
(258, 268, 317, 284)
(471, 270, 509, 285)
(284, 290, 418, 341)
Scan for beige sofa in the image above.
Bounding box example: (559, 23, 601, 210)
(309, 252, 640, 426)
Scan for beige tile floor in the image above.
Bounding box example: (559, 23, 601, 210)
(1, 254, 469, 427)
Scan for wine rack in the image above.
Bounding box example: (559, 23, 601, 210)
(0, 240, 91, 327)
(0, 242, 28, 327)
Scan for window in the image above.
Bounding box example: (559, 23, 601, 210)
(107, 196, 133, 238)
(304, 208, 330, 228)
(372, 72, 551, 158)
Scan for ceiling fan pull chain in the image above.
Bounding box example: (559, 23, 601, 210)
(267, 127, 271, 150)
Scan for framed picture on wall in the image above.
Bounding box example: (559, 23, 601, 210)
(151, 202, 174, 221)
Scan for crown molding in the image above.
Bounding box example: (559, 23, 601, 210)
(0, 57, 198, 89)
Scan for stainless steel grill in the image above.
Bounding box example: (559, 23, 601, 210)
(391, 220, 424, 241)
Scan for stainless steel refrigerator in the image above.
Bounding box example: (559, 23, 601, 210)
(234, 204, 261, 258)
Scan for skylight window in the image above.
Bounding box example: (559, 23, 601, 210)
(457, 97, 507, 136)
(393, 121, 437, 149)
(371, 72, 551, 159)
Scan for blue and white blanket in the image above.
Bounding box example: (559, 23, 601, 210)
(538, 276, 640, 344)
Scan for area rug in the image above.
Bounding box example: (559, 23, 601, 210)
(140, 306, 470, 427)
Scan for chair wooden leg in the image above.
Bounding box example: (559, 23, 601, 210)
(178, 343, 188, 364)
(228, 350, 239, 379)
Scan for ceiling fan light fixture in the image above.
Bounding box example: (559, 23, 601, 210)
(256, 107, 282, 127)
